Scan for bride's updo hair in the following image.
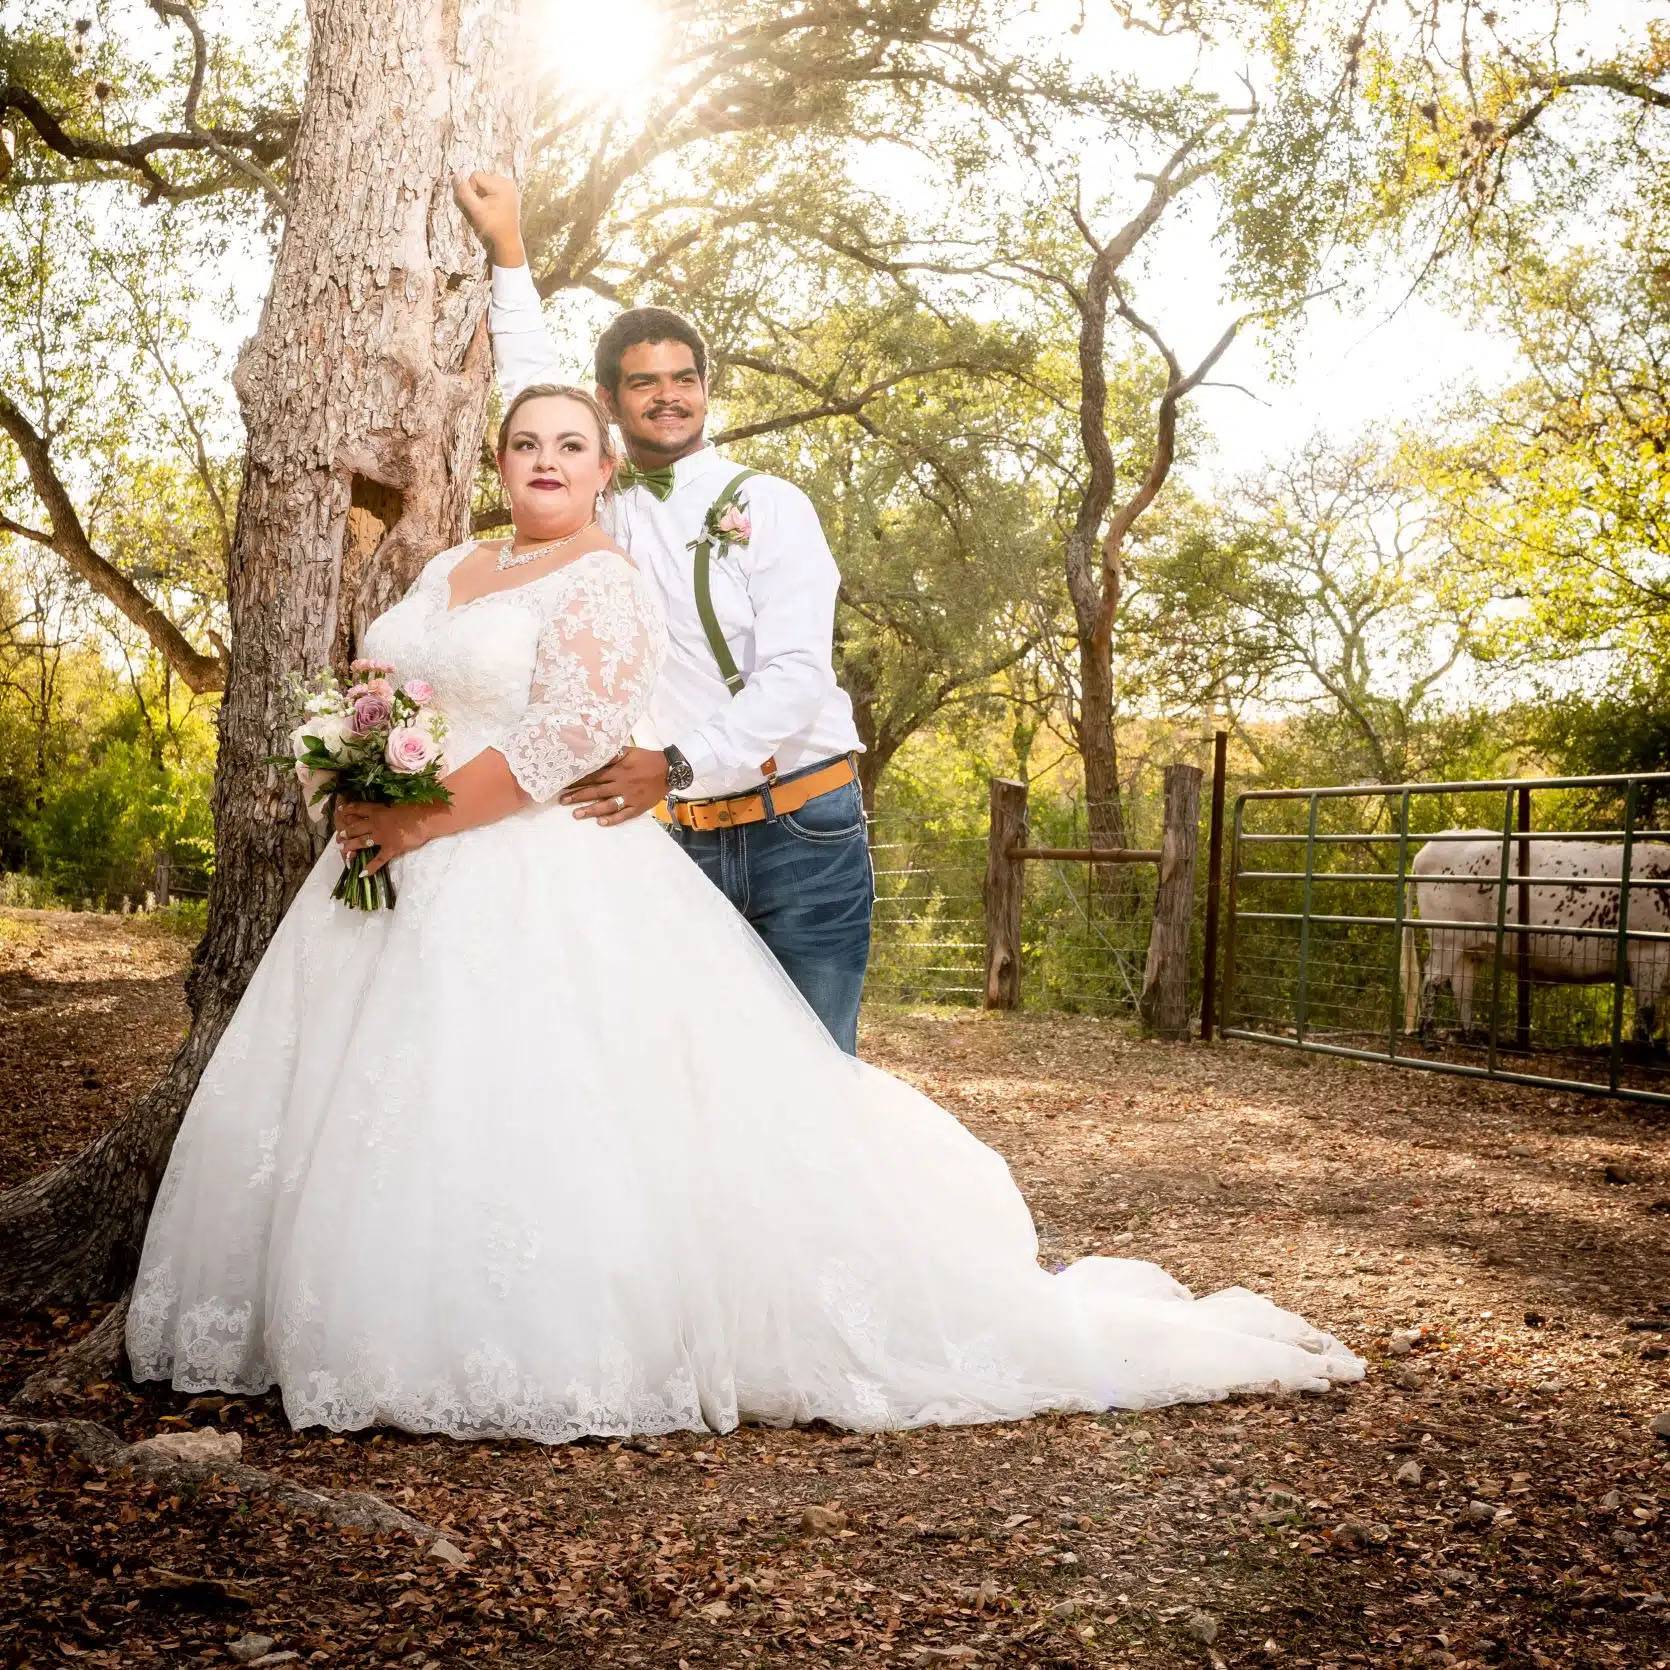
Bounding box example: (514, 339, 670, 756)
(495, 383, 618, 491)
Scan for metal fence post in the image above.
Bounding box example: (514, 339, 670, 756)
(1220, 795, 1246, 1036)
(1608, 780, 1639, 1093)
(1486, 790, 1514, 1075)
(1516, 785, 1532, 1052)
(1199, 730, 1229, 1040)
(1386, 789, 1412, 1059)
(1294, 794, 1321, 1044)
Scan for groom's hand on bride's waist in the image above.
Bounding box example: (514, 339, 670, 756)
(562, 748, 669, 826)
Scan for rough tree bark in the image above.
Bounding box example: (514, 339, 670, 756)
(0, 0, 529, 1311)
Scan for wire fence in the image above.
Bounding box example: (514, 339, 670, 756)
(1222, 774, 1670, 1106)
(865, 796, 1158, 1016)
(0, 851, 211, 916)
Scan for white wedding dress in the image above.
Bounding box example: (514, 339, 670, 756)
(127, 541, 1363, 1441)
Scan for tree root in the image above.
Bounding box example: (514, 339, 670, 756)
(0, 1412, 441, 1539)
(17, 1293, 131, 1406)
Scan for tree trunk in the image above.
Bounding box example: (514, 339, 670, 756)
(0, 0, 529, 1311)
(849, 682, 882, 812)
(1070, 599, 1129, 939)
(856, 731, 908, 814)
(1063, 524, 1127, 863)
(1074, 621, 1126, 853)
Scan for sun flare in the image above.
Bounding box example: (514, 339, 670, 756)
(543, 0, 669, 105)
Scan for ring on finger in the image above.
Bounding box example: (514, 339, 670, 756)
(613, 794, 626, 812)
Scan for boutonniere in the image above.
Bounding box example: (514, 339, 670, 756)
(689, 498, 753, 557)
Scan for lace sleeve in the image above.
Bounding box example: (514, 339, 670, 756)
(500, 553, 667, 803)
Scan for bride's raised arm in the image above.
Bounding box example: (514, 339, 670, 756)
(453, 171, 563, 402)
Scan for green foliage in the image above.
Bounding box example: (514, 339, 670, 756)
(0, 546, 217, 906)
(1414, 234, 1669, 678)
(22, 716, 214, 905)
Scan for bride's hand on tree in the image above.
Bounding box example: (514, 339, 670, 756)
(334, 801, 429, 876)
(452, 170, 525, 267)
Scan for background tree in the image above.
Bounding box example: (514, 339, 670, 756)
(1212, 436, 1494, 785)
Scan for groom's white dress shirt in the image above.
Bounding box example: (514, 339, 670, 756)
(489, 264, 864, 802)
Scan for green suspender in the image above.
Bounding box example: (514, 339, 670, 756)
(693, 469, 759, 695)
(691, 467, 780, 782)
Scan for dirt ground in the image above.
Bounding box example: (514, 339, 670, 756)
(1, 907, 1666, 1669)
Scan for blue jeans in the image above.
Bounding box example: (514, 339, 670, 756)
(669, 764, 874, 1054)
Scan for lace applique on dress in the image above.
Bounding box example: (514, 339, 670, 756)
(499, 554, 666, 802)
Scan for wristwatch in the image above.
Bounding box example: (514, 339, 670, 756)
(663, 745, 695, 793)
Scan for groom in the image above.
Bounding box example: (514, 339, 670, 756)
(455, 173, 873, 1055)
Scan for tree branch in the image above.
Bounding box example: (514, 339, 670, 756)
(1524, 68, 1670, 112)
(0, 390, 226, 693)
(0, 81, 294, 204)
(147, 0, 293, 214)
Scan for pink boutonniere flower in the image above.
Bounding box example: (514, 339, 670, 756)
(715, 504, 752, 544)
(689, 495, 754, 561)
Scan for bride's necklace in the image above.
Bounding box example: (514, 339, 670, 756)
(494, 519, 598, 572)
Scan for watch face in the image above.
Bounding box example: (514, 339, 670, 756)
(665, 750, 694, 790)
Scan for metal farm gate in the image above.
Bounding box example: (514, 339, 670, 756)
(1218, 772, 1670, 1106)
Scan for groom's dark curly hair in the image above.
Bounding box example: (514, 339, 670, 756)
(594, 306, 709, 394)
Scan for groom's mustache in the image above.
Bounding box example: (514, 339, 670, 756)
(645, 404, 691, 419)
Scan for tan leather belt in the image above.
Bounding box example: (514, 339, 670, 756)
(663, 756, 857, 832)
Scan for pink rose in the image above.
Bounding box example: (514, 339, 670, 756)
(403, 679, 434, 704)
(716, 505, 752, 543)
(350, 693, 393, 735)
(366, 677, 395, 700)
(385, 724, 441, 775)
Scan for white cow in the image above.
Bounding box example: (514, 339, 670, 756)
(1401, 831, 1670, 1047)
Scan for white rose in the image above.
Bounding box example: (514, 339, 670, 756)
(293, 711, 351, 759)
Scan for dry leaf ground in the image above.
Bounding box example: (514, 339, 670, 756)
(1, 906, 1666, 1669)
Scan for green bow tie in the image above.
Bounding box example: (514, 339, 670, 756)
(616, 461, 677, 501)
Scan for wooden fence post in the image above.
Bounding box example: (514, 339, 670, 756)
(984, 778, 1028, 1010)
(154, 851, 172, 908)
(1139, 762, 1202, 1039)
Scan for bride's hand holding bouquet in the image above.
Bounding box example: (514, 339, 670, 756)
(277, 659, 451, 911)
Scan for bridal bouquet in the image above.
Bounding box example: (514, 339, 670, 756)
(275, 659, 450, 911)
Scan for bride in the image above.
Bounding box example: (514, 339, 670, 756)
(127, 384, 1363, 1441)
